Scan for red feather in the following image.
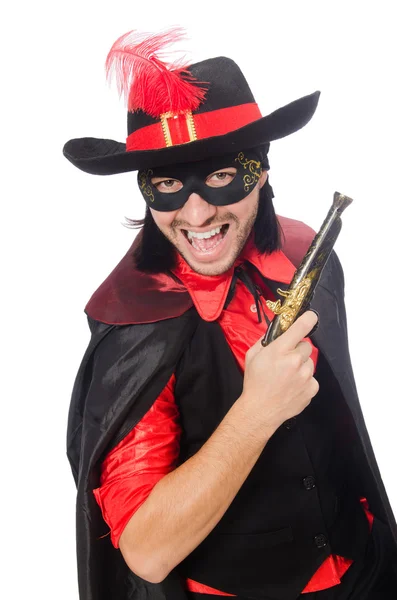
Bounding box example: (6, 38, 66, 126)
(105, 27, 207, 117)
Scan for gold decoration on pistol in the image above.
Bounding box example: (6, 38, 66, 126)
(261, 192, 353, 347)
(266, 272, 318, 333)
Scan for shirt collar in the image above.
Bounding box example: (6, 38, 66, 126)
(170, 232, 297, 322)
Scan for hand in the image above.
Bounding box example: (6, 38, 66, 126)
(240, 311, 319, 434)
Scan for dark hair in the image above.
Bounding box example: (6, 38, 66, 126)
(123, 177, 282, 273)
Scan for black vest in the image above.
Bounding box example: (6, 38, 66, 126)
(174, 282, 370, 600)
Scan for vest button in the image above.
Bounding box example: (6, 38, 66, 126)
(302, 476, 316, 490)
(314, 534, 328, 548)
(250, 304, 257, 313)
(283, 418, 297, 430)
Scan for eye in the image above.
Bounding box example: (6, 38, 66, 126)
(151, 178, 183, 193)
(206, 168, 236, 188)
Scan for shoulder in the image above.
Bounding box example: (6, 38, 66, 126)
(71, 310, 198, 426)
(84, 234, 192, 325)
(86, 308, 199, 360)
(277, 214, 345, 293)
(67, 309, 199, 480)
(277, 214, 316, 268)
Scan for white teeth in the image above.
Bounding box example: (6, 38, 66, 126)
(187, 226, 221, 240)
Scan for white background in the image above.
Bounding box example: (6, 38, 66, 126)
(2, 1, 396, 598)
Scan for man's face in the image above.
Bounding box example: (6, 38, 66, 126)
(148, 164, 268, 276)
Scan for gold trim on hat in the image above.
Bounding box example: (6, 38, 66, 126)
(160, 113, 173, 147)
(160, 111, 198, 147)
(186, 111, 198, 142)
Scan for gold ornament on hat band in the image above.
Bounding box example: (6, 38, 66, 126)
(235, 152, 262, 191)
(160, 111, 198, 147)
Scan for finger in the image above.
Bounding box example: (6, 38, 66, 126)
(308, 376, 320, 397)
(295, 341, 313, 363)
(302, 357, 315, 378)
(307, 309, 320, 337)
(247, 334, 267, 359)
(274, 311, 318, 352)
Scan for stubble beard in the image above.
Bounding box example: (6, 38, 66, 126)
(162, 202, 259, 276)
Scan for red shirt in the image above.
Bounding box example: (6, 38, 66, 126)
(93, 237, 373, 595)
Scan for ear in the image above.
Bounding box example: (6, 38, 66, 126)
(259, 170, 268, 189)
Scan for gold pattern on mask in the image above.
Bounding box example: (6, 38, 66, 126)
(138, 169, 154, 203)
(235, 152, 262, 192)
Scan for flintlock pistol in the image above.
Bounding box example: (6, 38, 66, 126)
(261, 192, 353, 347)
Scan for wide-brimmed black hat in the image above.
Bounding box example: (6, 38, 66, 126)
(63, 31, 320, 176)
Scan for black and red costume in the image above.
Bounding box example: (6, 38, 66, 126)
(64, 27, 397, 600)
(67, 220, 397, 600)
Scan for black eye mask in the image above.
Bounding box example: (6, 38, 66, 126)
(137, 150, 265, 212)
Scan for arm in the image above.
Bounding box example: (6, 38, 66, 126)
(93, 371, 274, 582)
(118, 311, 318, 583)
(93, 373, 181, 548)
(119, 394, 275, 583)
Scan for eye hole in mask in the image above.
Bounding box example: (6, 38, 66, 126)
(152, 168, 237, 194)
(138, 151, 263, 212)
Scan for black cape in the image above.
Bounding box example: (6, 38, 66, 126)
(67, 218, 397, 600)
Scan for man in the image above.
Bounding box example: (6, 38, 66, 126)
(64, 28, 397, 600)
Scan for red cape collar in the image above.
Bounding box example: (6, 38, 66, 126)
(84, 216, 315, 325)
(170, 234, 296, 321)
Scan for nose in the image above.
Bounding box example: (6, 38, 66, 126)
(178, 192, 217, 227)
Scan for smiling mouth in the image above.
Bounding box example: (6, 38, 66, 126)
(181, 224, 230, 245)
(180, 224, 230, 254)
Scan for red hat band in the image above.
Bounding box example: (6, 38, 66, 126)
(126, 103, 262, 151)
